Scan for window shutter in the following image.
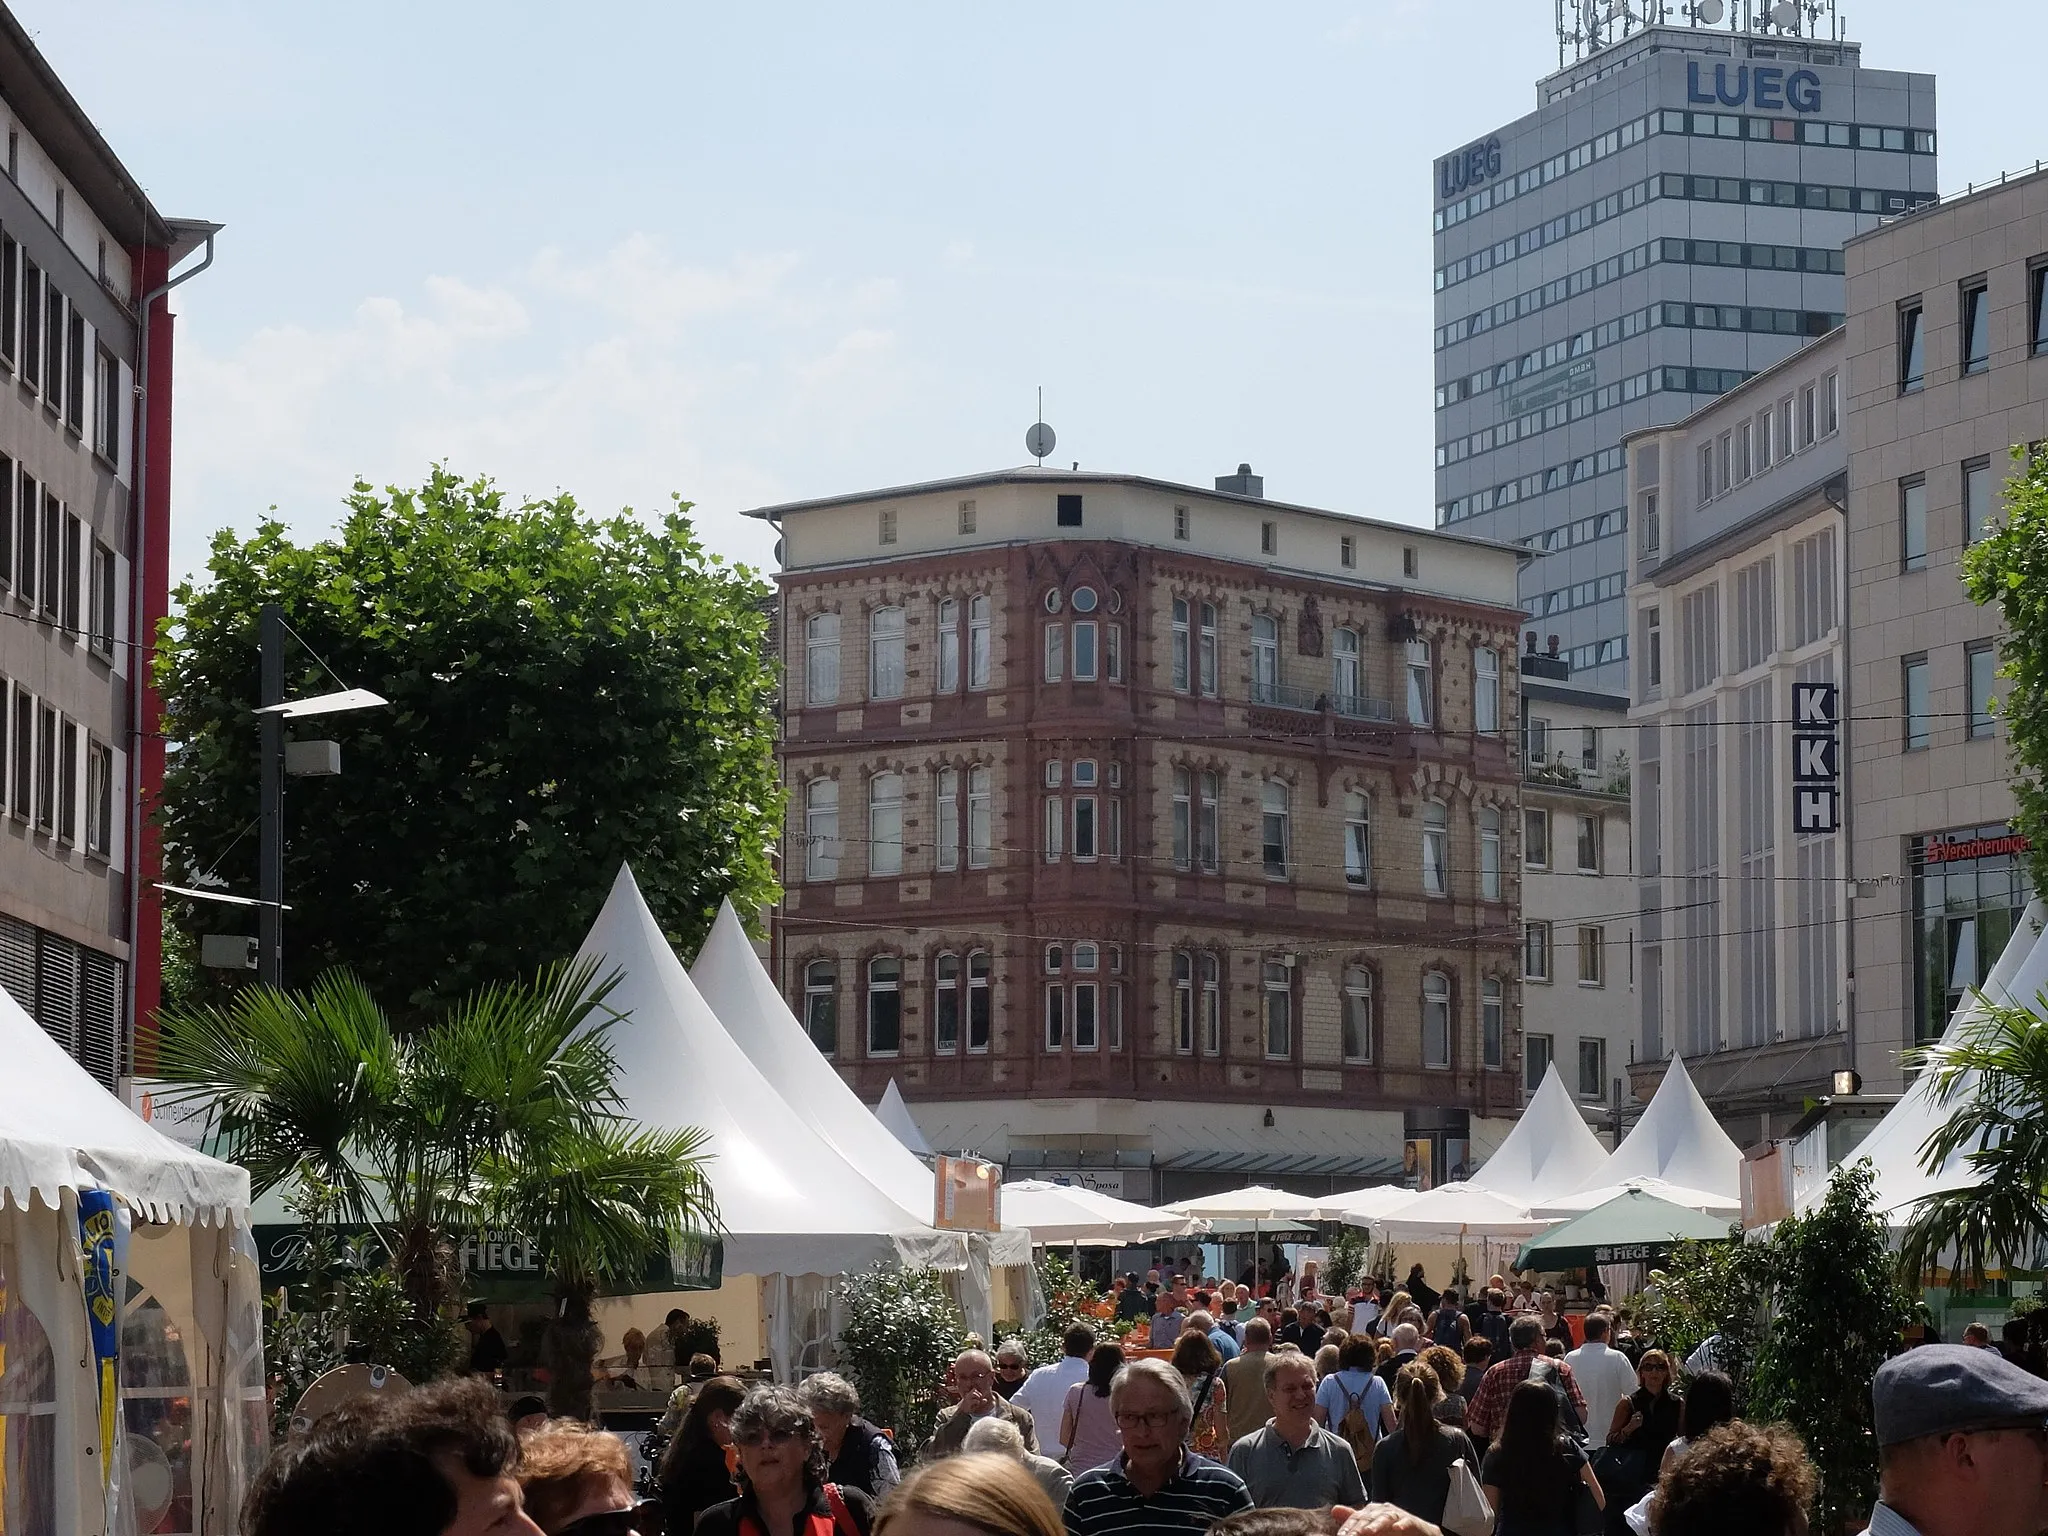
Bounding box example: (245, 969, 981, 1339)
(108, 745, 127, 870)
(80, 947, 122, 1087)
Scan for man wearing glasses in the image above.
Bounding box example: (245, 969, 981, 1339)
(1869, 1343, 2048, 1536)
(1063, 1359, 1252, 1536)
(926, 1349, 1041, 1458)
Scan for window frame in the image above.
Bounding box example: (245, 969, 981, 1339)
(1342, 965, 1374, 1064)
(1422, 799, 1449, 897)
(933, 952, 960, 1054)
(1967, 642, 1998, 740)
(801, 614, 840, 712)
(1172, 767, 1192, 870)
(968, 595, 992, 689)
(1577, 924, 1605, 987)
(1900, 476, 1928, 572)
(936, 597, 961, 692)
(1043, 621, 1065, 683)
(1251, 613, 1280, 702)
(803, 960, 837, 1056)
(1961, 280, 1990, 375)
(1526, 1033, 1554, 1093)
(1343, 789, 1370, 888)
(1480, 806, 1502, 901)
(1172, 951, 1194, 1055)
(1578, 1037, 1606, 1100)
(1198, 604, 1219, 697)
(967, 950, 991, 1052)
(1481, 976, 1505, 1069)
(1474, 646, 1500, 733)
(1198, 771, 1220, 872)
(867, 772, 903, 877)
(1421, 970, 1452, 1070)
(1405, 639, 1434, 727)
(804, 778, 840, 882)
(1899, 299, 1925, 393)
(866, 956, 902, 1057)
(1964, 457, 1994, 544)
(935, 765, 960, 871)
(1903, 653, 1931, 750)
(1262, 959, 1293, 1059)
(966, 766, 991, 868)
(1200, 953, 1222, 1055)
(1575, 812, 1600, 874)
(868, 606, 906, 699)
(1260, 778, 1290, 880)
(1524, 807, 1550, 870)
(1524, 920, 1553, 982)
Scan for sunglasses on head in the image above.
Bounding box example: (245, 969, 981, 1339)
(733, 1425, 805, 1448)
(557, 1501, 662, 1536)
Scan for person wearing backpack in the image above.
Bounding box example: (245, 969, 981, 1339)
(1464, 1315, 1589, 1461)
(1313, 1335, 1396, 1473)
(1431, 1289, 1471, 1350)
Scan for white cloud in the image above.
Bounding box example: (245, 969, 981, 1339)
(170, 238, 906, 579)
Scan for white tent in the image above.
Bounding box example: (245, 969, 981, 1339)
(1543, 1055, 1743, 1216)
(875, 1080, 934, 1158)
(1465, 1063, 1611, 1205)
(576, 866, 967, 1282)
(1372, 1183, 1547, 1244)
(1311, 1184, 1417, 1223)
(1002, 1181, 1204, 1247)
(0, 986, 263, 1536)
(1813, 898, 2048, 1221)
(1161, 1185, 1326, 1223)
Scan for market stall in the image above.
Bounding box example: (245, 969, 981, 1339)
(1464, 1063, 1610, 1205)
(1537, 1056, 1743, 1218)
(574, 867, 973, 1379)
(0, 986, 263, 1536)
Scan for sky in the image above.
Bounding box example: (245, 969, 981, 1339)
(15, 1, 2033, 588)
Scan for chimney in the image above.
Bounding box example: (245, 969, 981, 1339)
(1547, 634, 1561, 657)
(1524, 632, 1538, 654)
(1215, 463, 1264, 498)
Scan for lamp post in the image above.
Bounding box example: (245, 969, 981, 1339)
(250, 603, 386, 988)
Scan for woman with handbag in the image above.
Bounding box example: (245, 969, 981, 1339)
(1170, 1328, 1230, 1459)
(1482, 1381, 1603, 1536)
(1597, 1351, 1680, 1536)
(1370, 1361, 1486, 1534)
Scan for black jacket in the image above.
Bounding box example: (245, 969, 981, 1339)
(658, 1436, 735, 1536)
(824, 1418, 898, 1499)
(694, 1485, 875, 1536)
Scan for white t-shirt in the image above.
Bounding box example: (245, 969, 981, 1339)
(1564, 1340, 1638, 1445)
(1013, 1356, 1090, 1457)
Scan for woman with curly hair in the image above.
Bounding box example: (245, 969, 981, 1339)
(1419, 1344, 1467, 1426)
(695, 1385, 875, 1536)
(1170, 1327, 1229, 1458)
(1647, 1421, 1817, 1536)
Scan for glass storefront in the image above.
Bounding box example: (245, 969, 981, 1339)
(1912, 823, 2035, 1043)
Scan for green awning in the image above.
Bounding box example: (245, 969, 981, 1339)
(1515, 1190, 1735, 1272)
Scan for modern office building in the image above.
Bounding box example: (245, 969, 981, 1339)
(1840, 168, 2048, 1092)
(745, 466, 1532, 1201)
(0, 11, 213, 1086)
(1624, 328, 1849, 1141)
(1514, 652, 1635, 1133)
(1433, 9, 1936, 690)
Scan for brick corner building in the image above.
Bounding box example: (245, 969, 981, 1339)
(0, 8, 217, 1086)
(744, 465, 1533, 1201)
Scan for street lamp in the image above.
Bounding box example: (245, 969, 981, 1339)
(250, 603, 386, 988)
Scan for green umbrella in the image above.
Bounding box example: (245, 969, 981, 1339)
(1514, 1189, 1736, 1272)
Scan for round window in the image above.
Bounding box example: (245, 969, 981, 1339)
(1071, 587, 1098, 614)
(1044, 589, 1064, 614)
(1106, 590, 1124, 614)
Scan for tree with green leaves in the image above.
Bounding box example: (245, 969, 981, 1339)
(157, 467, 782, 1022)
(156, 958, 718, 1419)
(1749, 1160, 1915, 1536)
(1962, 445, 2048, 892)
(835, 1265, 968, 1458)
(1639, 1228, 1769, 1401)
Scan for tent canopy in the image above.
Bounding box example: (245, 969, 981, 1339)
(1515, 1189, 1735, 1272)
(0, 985, 247, 1224)
(1311, 1184, 1416, 1222)
(1370, 1182, 1545, 1244)
(690, 900, 938, 1221)
(875, 1080, 934, 1158)
(1466, 1063, 1610, 1205)
(576, 866, 967, 1277)
(1161, 1185, 1325, 1223)
(1821, 899, 2048, 1221)
(1001, 1181, 1203, 1247)
(1555, 1055, 1741, 1214)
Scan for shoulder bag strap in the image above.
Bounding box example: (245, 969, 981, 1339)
(822, 1483, 860, 1536)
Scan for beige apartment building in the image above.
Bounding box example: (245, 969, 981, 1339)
(1841, 170, 2048, 1089)
(745, 466, 1532, 1200)
(1515, 658, 1635, 1131)
(1626, 329, 1850, 1140)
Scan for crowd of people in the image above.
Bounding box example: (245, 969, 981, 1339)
(243, 1263, 2048, 1536)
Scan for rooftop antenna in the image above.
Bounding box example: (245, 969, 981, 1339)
(1025, 387, 1056, 465)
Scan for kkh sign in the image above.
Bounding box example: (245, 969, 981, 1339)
(1792, 682, 1840, 835)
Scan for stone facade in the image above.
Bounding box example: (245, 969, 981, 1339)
(752, 468, 1530, 1192)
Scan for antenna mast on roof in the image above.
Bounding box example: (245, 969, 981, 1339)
(1025, 387, 1056, 465)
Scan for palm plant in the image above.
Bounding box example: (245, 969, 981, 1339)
(156, 957, 719, 1416)
(1898, 993, 2048, 1289)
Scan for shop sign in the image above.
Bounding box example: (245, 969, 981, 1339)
(1792, 682, 1839, 834)
(1591, 1244, 1662, 1264)
(1925, 828, 2032, 865)
(252, 1224, 723, 1298)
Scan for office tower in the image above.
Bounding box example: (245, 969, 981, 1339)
(1432, 4, 1935, 689)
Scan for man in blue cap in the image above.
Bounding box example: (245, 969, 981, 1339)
(1870, 1342, 2048, 1536)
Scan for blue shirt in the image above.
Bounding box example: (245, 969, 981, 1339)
(1208, 1325, 1240, 1361)
(1866, 1505, 1924, 1536)
(1315, 1368, 1392, 1438)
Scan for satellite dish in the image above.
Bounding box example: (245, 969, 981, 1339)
(1025, 421, 1057, 462)
(1694, 0, 1722, 20)
(1769, 0, 1797, 25)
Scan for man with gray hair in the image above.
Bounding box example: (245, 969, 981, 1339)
(797, 1371, 899, 1497)
(926, 1348, 1038, 1458)
(1063, 1359, 1252, 1535)
(1375, 1321, 1423, 1394)
(962, 1415, 1074, 1510)
(1464, 1312, 1587, 1452)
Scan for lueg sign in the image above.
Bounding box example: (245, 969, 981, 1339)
(1438, 135, 1502, 202)
(1687, 62, 1822, 114)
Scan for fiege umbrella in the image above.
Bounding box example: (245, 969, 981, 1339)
(1514, 1189, 1735, 1272)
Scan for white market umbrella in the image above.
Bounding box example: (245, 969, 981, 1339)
(1312, 1184, 1418, 1224)
(1161, 1185, 1324, 1289)
(1529, 1175, 1740, 1220)
(1003, 1180, 1205, 1247)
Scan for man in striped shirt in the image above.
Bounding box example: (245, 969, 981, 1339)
(1064, 1359, 1252, 1536)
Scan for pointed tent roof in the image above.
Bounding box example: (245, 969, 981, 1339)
(0, 985, 248, 1225)
(875, 1080, 934, 1160)
(689, 900, 935, 1215)
(1554, 1055, 1742, 1214)
(1817, 899, 2048, 1220)
(1465, 1063, 1611, 1205)
(576, 866, 965, 1277)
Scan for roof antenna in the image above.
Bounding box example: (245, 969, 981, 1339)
(1025, 386, 1056, 465)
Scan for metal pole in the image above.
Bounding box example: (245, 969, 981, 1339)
(258, 604, 284, 988)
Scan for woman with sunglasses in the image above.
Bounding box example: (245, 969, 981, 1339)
(696, 1385, 875, 1536)
(517, 1419, 662, 1536)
